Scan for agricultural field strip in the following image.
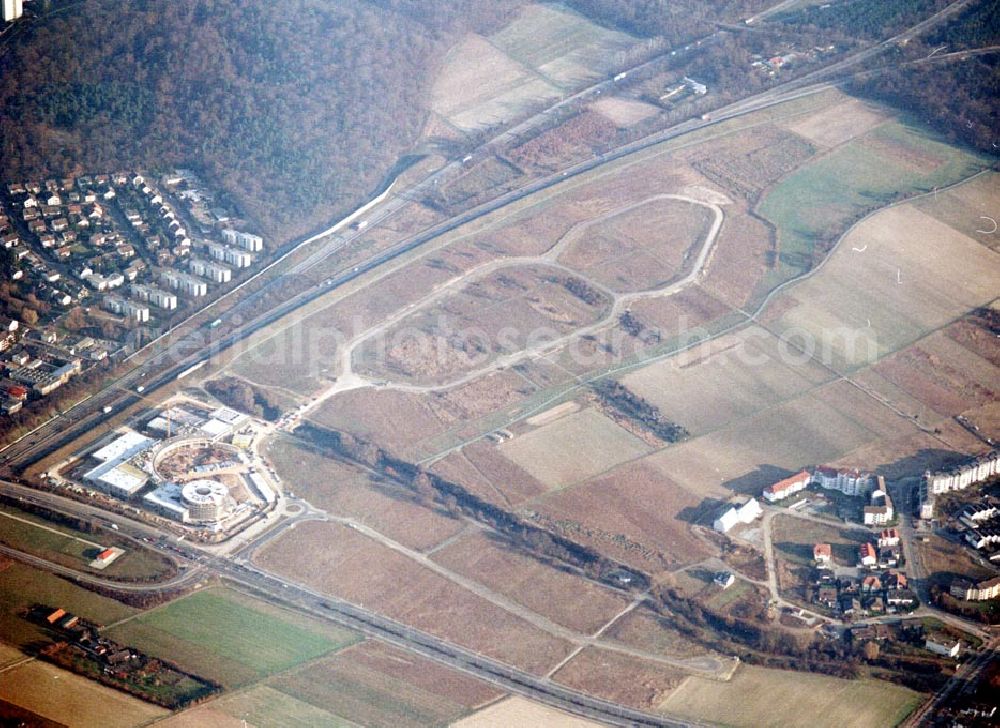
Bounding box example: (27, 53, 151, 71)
(418, 167, 996, 466)
(264, 514, 727, 677)
(544, 596, 647, 678)
(0, 508, 101, 548)
(291, 193, 722, 422)
(0, 655, 34, 675)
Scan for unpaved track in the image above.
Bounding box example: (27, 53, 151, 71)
(292, 193, 723, 421)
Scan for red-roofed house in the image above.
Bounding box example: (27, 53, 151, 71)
(46, 608, 66, 624)
(878, 528, 900, 549)
(859, 542, 877, 567)
(813, 542, 832, 566)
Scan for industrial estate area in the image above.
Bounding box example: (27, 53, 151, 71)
(53, 397, 277, 537)
(0, 1, 998, 727)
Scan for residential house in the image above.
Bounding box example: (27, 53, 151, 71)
(714, 571, 736, 589)
(877, 528, 900, 549)
(858, 542, 877, 568)
(813, 542, 832, 566)
(816, 584, 838, 609)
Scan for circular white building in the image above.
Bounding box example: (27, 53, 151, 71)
(181, 479, 232, 523)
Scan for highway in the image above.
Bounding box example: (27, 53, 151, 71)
(0, 480, 700, 727)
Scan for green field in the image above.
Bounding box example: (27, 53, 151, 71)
(757, 119, 990, 299)
(0, 562, 136, 649)
(660, 665, 923, 728)
(213, 685, 352, 728)
(106, 587, 358, 688)
(0, 505, 174, 581)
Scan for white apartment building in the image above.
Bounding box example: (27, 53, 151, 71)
(221, 228, 263, 252)
(188, 258, 232, 283)
(103, 295, 150, 323)
(925, 451, 1000, 494)
(205, 242, 253, 268)
(812, 466, 875, 497)
(131, 283, 178, 310)
(160, 269, 208, 297)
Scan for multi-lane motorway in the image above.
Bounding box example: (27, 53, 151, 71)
(0, 480, 700, 727)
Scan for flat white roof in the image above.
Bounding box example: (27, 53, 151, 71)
(147, 416, 171, 432)
(199, 418, 231, 437)
(85, 461, 147, 496)
(143, 483, 189, 516)
(92, 430, 155, 462)
(210, 407, 246, 425)
(248, 472, 276, 504)
(232, 433, 254, 448)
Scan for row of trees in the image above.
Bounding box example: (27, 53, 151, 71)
(297, 423, 650, 591)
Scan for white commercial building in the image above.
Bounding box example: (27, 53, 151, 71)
(84, 460, 148, 498)
(143, 482, 191, 522)
(85, 430, 156, 499)
(92, 430, 155, 462)
(182, 479, 233, 523)
(713, 498, 763, 533)
(248, 472, 276, 505)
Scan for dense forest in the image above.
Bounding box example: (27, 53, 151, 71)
(0, 0, 523, 242)
(848, 0, 1000, 155)
(775, 0, 951, 40)
(564, 0, 770, 40)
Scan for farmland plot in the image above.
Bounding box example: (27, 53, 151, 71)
(431, 531, 631, 633)
(498, 406, 651, 488)
(491, 4, 637, 87)
(556, 196, 716, 293)
(659, 665, 922, 728)
(255, 520, 575, 674)
(765, 203, 1000, 372)
(757, 120, 990, 292)
(431, 34, 562, 132)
